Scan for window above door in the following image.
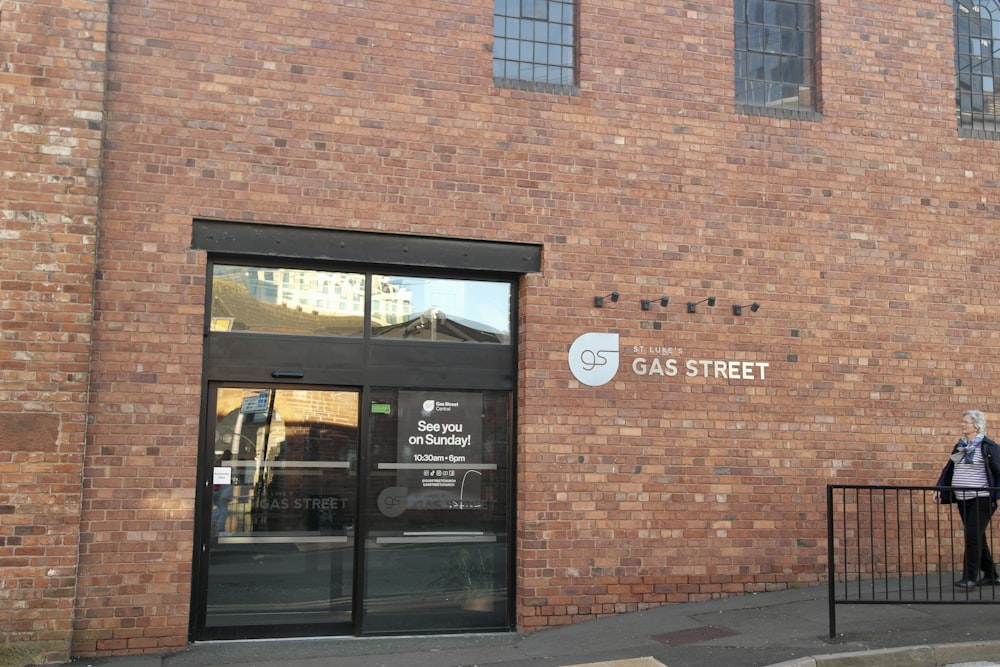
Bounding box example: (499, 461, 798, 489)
(210, 266, 513, 344)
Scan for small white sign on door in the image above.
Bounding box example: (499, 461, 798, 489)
(213, 467, 232, 485)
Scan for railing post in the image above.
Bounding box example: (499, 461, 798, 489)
(827, 484, 836, 638)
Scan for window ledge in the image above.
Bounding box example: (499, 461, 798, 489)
(737, 103, 821, 122)
(959, 127, 1000, 141)
(493, 77, 579, 96)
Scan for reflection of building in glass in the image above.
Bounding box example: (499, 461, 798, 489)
(371, 275, 412, 325)
(210, 267, 510, 339)
(240, 269, 412, 324)
(214, 388, 359, 536)
(386, 277, 510, 336)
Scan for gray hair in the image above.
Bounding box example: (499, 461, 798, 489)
(964, 409, 987, 435)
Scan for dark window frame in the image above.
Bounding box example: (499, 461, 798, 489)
(955, 0, 1000, 138)
(492, 0, 579, 95)
(735, 0, 820, 121)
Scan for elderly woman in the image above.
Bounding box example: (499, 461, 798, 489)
(936, 409, 1000, 588)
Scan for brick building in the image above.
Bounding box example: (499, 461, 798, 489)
(4, 0, 1000, 663)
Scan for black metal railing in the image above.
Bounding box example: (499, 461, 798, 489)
(827, 484, 1000, 637)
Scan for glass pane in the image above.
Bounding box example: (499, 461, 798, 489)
(521, 0, 548, 20)
(534, 19, 549, 42)
(363, 389, 510, 633)
(780, 28, 802, 57)
(535, 41, 550, 64)
(371, 276, 511, 343)
(777, 2, 796, 29)
(205, 387, 359, 629)
(762, 0, 781, 25)
(797, 3, 814, 30)
(735, 79, 749, 104)
(558, 1, 574, 24)
(519, 40, 533, 61)
(497, 0, 517, 16)
(747, 51, 765, 79)
(211, 265, 365, 336)
(771, 81, 790, 103)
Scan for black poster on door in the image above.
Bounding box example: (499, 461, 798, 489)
(397, 391, 483, 510)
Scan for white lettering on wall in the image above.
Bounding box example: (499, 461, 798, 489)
(632, 358, 769, 380)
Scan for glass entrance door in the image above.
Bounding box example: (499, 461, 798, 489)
(362, 388, 509, 633)
(195, 384, 510, 638)
(194, 259, 519, 639)
(198, 386, 359, 638)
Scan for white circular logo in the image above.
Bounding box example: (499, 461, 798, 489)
(568, 333, 620, 386)
(422, 399, 435, 412)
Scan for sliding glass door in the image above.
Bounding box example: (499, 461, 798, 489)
(195, 385, 509, 638)
(362, 388, 509, 633)
(199, 386, 358, 637)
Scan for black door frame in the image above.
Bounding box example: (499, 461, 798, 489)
(191, 381, 363, 640)
(189, 220, 541, 641)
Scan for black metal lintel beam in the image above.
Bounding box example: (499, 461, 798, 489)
(192, 219, 541, 274)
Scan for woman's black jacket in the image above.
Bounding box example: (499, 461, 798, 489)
(935, 436, 1000, 504)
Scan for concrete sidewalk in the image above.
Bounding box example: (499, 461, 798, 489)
(71, 584, 1000, 667)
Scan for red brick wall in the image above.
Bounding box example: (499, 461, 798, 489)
(9, 0, 1000, 660)
(0, 0, 107, 662)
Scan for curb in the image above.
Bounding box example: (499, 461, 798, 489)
(767, 641, 1000, 667)
(560, 660, 665, 667)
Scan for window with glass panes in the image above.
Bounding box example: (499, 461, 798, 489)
(956, 0, 1000, 136)
(735, 0, 817, 118)
(493, 0, 576, 93)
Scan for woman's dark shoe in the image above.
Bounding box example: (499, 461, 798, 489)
(954, 578, 978, 589)
(976, 576, 1000, 586)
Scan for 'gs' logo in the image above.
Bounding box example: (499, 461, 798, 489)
(568, 333, 619, 387)
(378, 486, 407, 517)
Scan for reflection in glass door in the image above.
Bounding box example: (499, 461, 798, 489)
(200, 386, 358, 638)
(195, 250, 524, 640)
(362, 388, 509, 634)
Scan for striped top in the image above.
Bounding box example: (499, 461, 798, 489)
(953, 437, 990, 500)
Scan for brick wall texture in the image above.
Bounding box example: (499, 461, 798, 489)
(1, 0, 107, 663)
(4, 0, 1000, 662)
